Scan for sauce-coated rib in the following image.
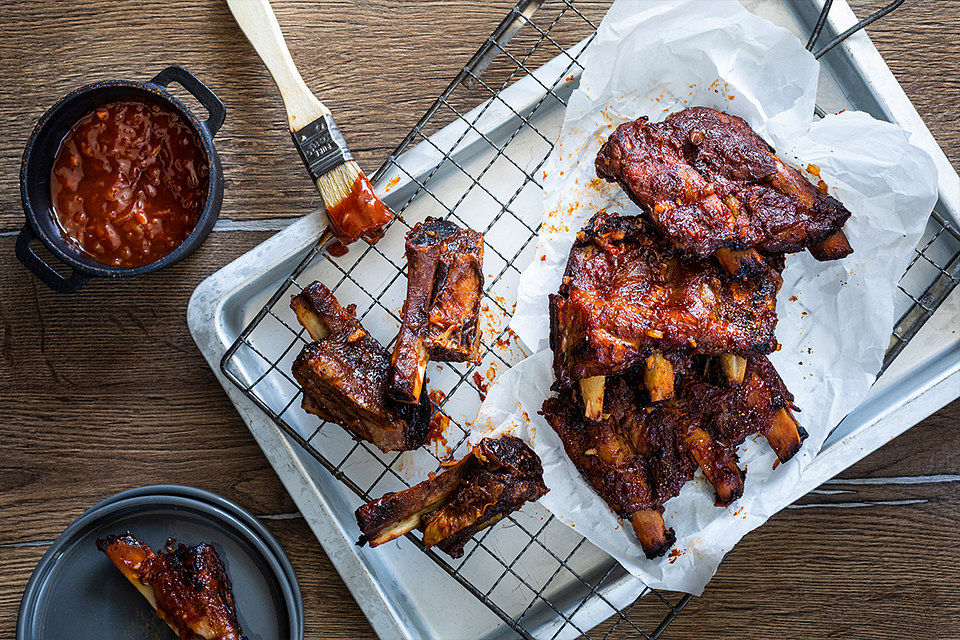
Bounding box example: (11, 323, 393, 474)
(596, 107, 853, 261)
(356, 436, 548, 558)
(542, 355, 803, 556)
(390, 217, 483, 403)
(549, 212, 782, 388)
(291, 282, 429, 452)
(97, 533, 246, 640)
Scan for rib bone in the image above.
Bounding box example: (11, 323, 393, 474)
(643, 351, 674, 402)
(631, 509, 676, 560)
(719, 353, 748, 386)
(391, 232, 443, 403)
(765, 406, 805, 462)
(714, 247, 770, 280)
(580, 376, 606, 420)
(808, 228, 853, 261)
(684, 426, 744, 506)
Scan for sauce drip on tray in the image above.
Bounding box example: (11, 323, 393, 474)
(50, 100, 208, 268)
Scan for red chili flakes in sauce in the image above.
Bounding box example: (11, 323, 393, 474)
(50, 101, 208, 268)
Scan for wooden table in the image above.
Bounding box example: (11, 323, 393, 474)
(1, 1, 957, 638)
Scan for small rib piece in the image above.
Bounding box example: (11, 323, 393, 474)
(291, 282, 429, 452)
(356, 436, 547, 558)
(391, 217, 483, 403)
(631, 510, 676, 560)
(97, 533, 246, 640)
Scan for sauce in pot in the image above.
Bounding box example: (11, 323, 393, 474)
(50, 100, 208, 268)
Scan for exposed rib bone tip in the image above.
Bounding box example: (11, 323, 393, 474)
(580, 376, 606, 421)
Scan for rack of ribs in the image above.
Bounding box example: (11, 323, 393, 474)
(355, 435, 548, 558)
(97, 533, 246, 640)
(390, 216, 484, 404)
(549, 211, 782, 412)
(596, 106, 853, 273)
(542, 355, 805, 558)
(291, 282, 430, 452)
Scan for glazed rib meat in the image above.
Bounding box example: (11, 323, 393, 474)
(549, 212, 782, 390)
(596, 107, 853, 263)
(97, 533, 246, 640)
(542, 355, 805, 558)
(291, 282, 429, 452)
(356, 435, 548, 558)
(391, 217, 484, 403)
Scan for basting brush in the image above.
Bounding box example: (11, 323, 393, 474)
(227, 0, 392, 248)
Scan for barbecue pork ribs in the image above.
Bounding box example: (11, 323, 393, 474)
(391, 217, 484, 404)
(542, 355, 805, 558)
(549, 212, 782, 391)
(97, 533, 246, 640)
(356, 435, 548, 558)
(291, 282, 430, 452)
(596, 107, 853, 265)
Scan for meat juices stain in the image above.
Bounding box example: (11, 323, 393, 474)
(427, 389, 451, 449)
(587, 177, 607, 192)
(473, 371, 489, 400)
(788, 295, 798, 302)
(495, 327, 520, 351)
(428, 413, 450, 449)
(385, 176, 401, 191)
(668, 548, 682, 564)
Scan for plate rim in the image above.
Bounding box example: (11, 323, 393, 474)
(16, 484, 304, 640)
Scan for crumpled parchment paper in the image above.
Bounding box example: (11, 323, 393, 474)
(470, 0, 939, 595)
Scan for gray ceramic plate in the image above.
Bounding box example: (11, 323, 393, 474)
(17, 485, 303, 640)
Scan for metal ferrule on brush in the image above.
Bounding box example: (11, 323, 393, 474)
(292, 114, 354, 181)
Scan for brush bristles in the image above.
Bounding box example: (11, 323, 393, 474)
(315, 160, 362, 210)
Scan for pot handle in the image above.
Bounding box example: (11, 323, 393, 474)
(150, 65, 226, 138)
(15, 225, 91, 294)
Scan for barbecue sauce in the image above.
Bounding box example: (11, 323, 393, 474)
(50, 101, 208, 268)
(325, 172, 392, 244)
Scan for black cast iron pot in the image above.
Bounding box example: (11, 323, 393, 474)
(16, 66, 225, 293)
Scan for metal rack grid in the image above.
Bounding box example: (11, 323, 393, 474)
(219, 1, 957, 638)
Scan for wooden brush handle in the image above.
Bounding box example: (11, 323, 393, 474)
(227, 0, 329, 131)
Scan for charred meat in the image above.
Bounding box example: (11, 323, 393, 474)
(542, 355, 804, 558)
(391, 217, 484, 403)
(291, 282, 429, 452)
(549, 212, 782, 389)
(356, 435, 548, 558)
(596, 107, 853, 262)
(97, 533, 246, 640)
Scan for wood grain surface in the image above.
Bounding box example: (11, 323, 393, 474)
(1, 1, 958, 639)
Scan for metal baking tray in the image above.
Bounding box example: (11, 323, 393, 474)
(188, 1, 960, 638)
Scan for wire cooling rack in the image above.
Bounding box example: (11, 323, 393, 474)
(220, 1, 957, 637)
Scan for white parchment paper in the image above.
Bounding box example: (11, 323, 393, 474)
(470, 0, 939, 595)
